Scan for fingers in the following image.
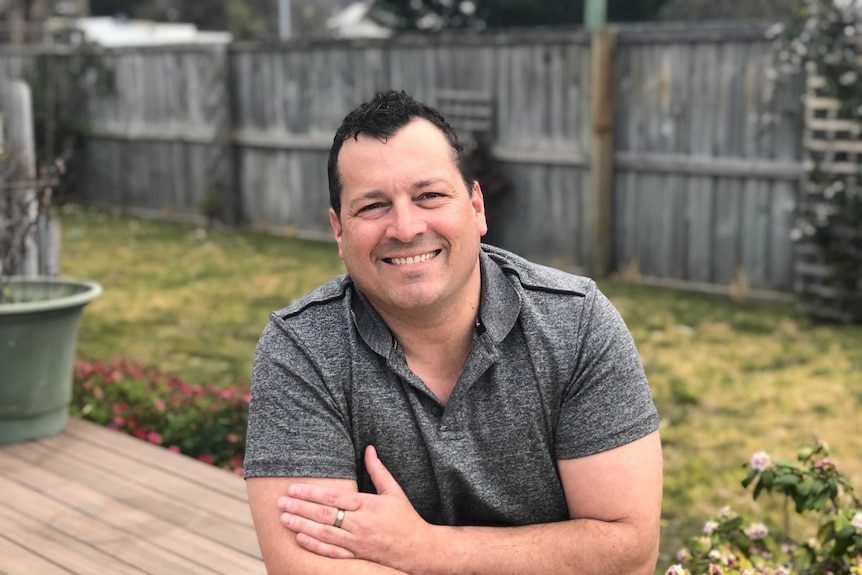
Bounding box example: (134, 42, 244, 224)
(365, 445, 405, 497)
(288, 519, 357, 559)
(286, 482, 362, 510)
(279, 496, 346, 528)
(296, 532, 356, 559)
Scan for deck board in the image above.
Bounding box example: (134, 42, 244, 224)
(0, 418, 266, 574)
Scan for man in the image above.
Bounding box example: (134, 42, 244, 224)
(244, 90, 662, 574)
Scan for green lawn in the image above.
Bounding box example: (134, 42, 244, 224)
(59, 207, 862, 570)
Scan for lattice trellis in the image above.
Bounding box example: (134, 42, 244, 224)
(796, 69, 862, 322)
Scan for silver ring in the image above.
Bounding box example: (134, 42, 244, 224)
(333, 508, 345, 529)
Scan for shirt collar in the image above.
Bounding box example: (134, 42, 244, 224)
(350, 246, 522, 357)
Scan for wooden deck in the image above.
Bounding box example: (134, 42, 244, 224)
(0, 418, 266, 574)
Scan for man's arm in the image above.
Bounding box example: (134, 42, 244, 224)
(280, 431, 663, 575)
(247, 476, 410, 575)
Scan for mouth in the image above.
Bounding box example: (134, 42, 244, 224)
(382, 250, 442, 266)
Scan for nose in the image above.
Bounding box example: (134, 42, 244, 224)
(386, 201, 427, 243)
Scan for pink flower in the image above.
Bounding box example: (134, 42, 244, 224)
(132, 428, 147, 440)
(196, 454, 216, 465)
(153, 399, 166, 410)
(112, 403, 128, 415)
(93, 387, 104, 400)
(750, 451, 771, 472)
(113, 416, 126, 427)
(744, 523, 769, 540)
(816, 458, 836, 470)
(168, 445, 181, 454)
(220, 388, 236, 400)
(241, 392, 251, 403)
(666, 565, 690, 575)
(146, 431, 162, 445)
(703, 520, 719, 535)
(226, 433, 239, 444)
(234, 467, 244, 477)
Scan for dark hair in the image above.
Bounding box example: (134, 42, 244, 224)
(327, 90, 468, 215)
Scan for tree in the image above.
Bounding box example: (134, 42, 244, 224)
(370, 0, 670, 32)
(657, 0, 800, 20)
(90, 0, 276, 39)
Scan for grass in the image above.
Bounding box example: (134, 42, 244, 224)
(59, 207, 862, 571)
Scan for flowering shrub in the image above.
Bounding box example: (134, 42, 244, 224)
(768, 0, 862, 322)
(667, 442, 862, 575)
(70, 359, 249, 475)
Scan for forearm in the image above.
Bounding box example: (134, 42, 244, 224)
(263, 555, 410, 575)
(412, 518, 658, 575)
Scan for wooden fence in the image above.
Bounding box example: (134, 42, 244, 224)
(0, 22, 806, 295)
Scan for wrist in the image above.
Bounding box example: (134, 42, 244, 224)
(407, 523, 454, 575)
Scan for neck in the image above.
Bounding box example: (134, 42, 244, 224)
(384, 308, 478, 405)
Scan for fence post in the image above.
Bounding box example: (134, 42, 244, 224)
(587, 26, 617, 279)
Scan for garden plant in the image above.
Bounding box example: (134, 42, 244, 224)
(769, 0, 862, 321)
(667, 443, 862, 575)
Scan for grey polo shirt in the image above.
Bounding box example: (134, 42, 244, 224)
(244, 245, 658, 527)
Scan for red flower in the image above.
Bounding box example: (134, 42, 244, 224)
(196, 454, 216, 465)
(132, 428, 147, 440)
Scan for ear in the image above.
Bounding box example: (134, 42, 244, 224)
(471, 181, 488, 237)
(329, 208, 345, 259)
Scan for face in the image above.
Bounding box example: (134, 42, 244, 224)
(329, 118, 488, 319)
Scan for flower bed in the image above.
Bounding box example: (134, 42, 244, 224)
(71, 359, 249, 475)
(667, 443, 862, 575)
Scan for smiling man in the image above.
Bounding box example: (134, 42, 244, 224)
(244, 90, 662, 575)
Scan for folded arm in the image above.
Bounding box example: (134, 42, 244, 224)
(279, 431, 663, 575)
(247, 476, 410, 574)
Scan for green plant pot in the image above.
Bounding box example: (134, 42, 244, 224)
(0, 277, 102, 444)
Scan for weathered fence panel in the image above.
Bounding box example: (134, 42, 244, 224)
(73, 46, 234, 225)
(613, 24, 804, 292)
(0, 22, 807, 295)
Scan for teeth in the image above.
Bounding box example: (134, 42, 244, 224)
(390, 251, 436, 265)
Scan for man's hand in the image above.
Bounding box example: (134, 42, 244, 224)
(278, 445, 431, 571)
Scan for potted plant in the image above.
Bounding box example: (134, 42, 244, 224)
(0, 80, 101, 444)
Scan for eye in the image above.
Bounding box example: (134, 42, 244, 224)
(418, 192, 446, 201)
(356, 202, 385, 214)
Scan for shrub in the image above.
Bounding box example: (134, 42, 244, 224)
(70, 359, 249, 475)
(667, 442, 862, 575)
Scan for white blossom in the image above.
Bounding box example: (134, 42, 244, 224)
(459, 1, 476, 16)
(765, 23, 785, 39)
(750, 451, 772, 472)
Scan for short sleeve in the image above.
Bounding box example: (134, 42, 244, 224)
(555, 286, 659, 459)
(243, 318, 357, 479)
